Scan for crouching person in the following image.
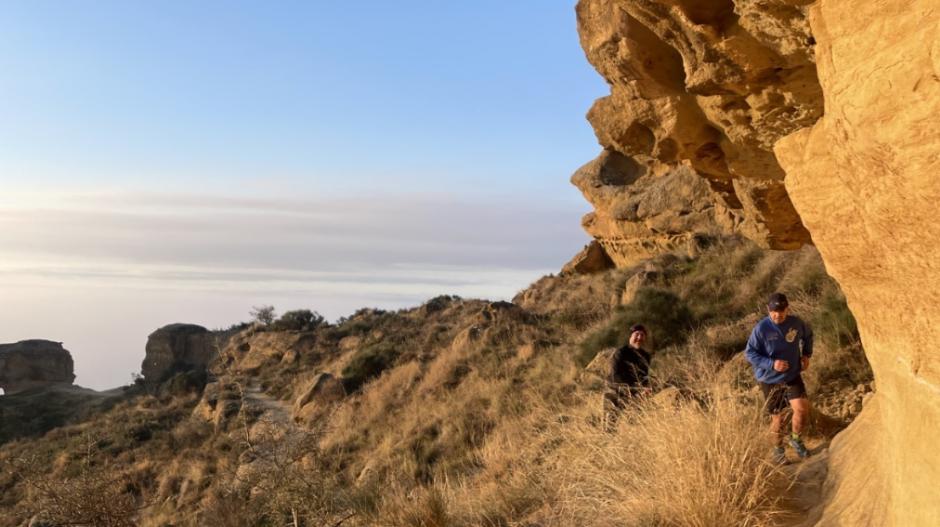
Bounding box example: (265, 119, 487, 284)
(603, 323, 653, 430)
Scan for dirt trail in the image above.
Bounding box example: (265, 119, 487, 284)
(778, 438, 830, 526)
(243, 384, 292, 427)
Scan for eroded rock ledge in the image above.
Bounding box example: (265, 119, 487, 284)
(574, 0, 822, 266)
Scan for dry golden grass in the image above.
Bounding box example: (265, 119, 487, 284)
(545, 365, 789, 526)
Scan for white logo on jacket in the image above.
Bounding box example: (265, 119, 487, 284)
(786, 328, 798, 343)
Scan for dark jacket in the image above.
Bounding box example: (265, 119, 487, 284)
(745, 315, 814, 384)
(609, 345, 652, 386)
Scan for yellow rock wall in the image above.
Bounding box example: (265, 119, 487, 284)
(574, 0, 823, 265)
(775, 0, 940, 524)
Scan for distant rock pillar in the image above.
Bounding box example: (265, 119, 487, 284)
(0, 340, 76, 394)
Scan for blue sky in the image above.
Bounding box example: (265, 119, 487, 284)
(0, 2, 606, 388)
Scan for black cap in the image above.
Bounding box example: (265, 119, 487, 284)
(630, 324, 647, 334)
(768, 293, 789, 311)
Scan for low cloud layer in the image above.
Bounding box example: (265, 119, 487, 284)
(0, 190, 588, 389)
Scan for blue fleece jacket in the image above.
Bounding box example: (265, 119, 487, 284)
(745, 315, 814, 384)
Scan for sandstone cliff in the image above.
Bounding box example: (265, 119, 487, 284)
(0, 340, 75, 394)
(576, 0, 940, 525)
(574, 0, 822, 266)
(775, 1, 940, 524)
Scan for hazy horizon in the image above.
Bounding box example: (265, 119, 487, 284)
(0, 2, 604, 389)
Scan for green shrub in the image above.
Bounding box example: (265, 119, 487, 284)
(577, 287, 693, 366)
(272, 309, 325, 331)
(341, 342, 400, 392)
(810, 286, 859, 347)
(422, 295, 461, 314)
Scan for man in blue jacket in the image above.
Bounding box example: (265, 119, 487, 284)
(745, 292, 814, 462)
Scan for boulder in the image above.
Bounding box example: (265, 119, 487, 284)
(0, 340, 75, 394)
(141, 324, 215, 385)
(292, 373, 345, 422)
(223, 330, 318, 373)
(581, 347, 617, 390)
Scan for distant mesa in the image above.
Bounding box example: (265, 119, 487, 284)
(141, 323, 216, 385)
(0, 340, 76, 394)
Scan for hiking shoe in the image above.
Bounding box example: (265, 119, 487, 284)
(789, 435, 810, 459)
(772, 446, 788, 465)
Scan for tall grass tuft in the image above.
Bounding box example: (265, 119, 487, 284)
(547, 346, 788, 527)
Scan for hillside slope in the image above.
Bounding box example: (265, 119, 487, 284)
(0, 237, 871, 526)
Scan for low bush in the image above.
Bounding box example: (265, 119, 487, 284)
(271, 309, 326, 332)
(341, 341, 401, 392)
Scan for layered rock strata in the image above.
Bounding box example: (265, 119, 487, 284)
(776, 1, 940, 524)
(0, 340, 75, 394)
(574, 0, 823, 265)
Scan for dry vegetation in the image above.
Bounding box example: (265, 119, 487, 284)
(0, 236, 872, 526)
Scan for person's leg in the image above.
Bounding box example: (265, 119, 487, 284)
(770, 412, 785, 446)
(761, 383, 787, 448)
(786, 378, 811, 458)
(789, 396, 810, 436)
(787, 377, 810, 436)
(603, 387, 624, 432)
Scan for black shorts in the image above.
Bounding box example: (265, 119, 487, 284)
(760, 375, 807, 415)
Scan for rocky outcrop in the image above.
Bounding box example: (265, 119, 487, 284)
(561, 240, 615, 275)
(573, 151, 736, 266)
(141, 324, 216, 385)
(292, 373, 346, 422)
(0, 340, 75, 394)
(224, 330, 316, 373)
(574, 0, 822, 263)
(775, 1, 940, 524)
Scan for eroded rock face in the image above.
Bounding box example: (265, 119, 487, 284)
(141, 324, 215, 385)
(775, 1, 940, 524)
(572, 149, 740, 266)
(0, 340, 75, 394)
(575, 0, 822, 261)
(561, 240, 616, 275)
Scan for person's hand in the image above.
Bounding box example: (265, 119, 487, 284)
(773, 359, 790, 372)
(801, 356, 810, 371)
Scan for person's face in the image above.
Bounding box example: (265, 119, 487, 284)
(769, 306, 789, 324)
(629, 330, 647, 348)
